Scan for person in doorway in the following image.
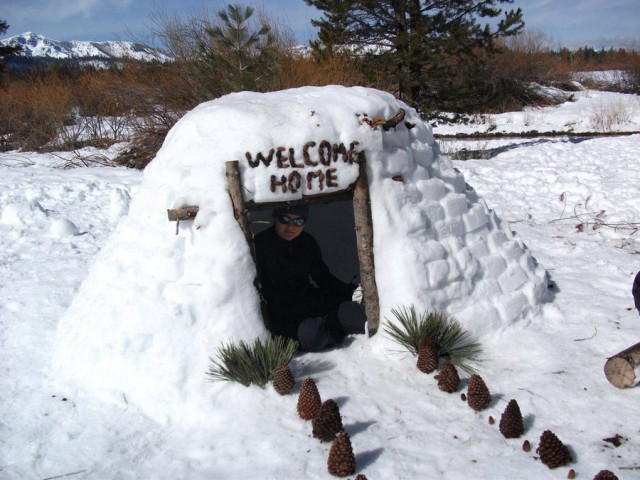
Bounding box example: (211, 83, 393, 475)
(253, 205, 367, 351)
(633, 271, 640, 315)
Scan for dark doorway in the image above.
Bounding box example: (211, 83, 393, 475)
(248, 200, 360, 285)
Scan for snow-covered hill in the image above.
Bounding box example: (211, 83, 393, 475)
(0, 32, 171, 63)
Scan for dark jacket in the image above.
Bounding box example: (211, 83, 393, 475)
(254, 226, 354, 339)
(633, 271, 640, 313)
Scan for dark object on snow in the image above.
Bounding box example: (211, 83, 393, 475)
(327, 431, 356, 477)
(467, 374, 491, 411)
(536, 430, 572, 469)
(633, 271, 640, 314)
(297, 377, 322, 420)
(436, 361, 460, 393)
(593, 469, 619, 480)
(499, 399, 524, 438)
(272, 362, 295, 395)
(603, 341, 640, 388)
(417, 338, 438, 373)
(312, 399, 343, 442)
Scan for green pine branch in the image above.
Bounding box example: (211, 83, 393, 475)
(384, 305, 482, 375)
(207, 336, 298, 388)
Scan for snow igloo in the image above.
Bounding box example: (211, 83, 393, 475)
(53, 85, 549, 423)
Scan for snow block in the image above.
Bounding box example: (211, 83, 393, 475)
(487, 230, 509, 252)
(421, 240, 447, 263)
(480, 255, 507, 279)
(498, 264, 529, 293)
(442, 193, 469, 219)
(495, 291, 530, 324)
(466, 232, 491, 258)
(454, 247, 479, 279)
(423, 201, 446, 223)
(427, 259, 450, 288)
(462, 203, 489, 234)
(421, 178, 448, 201)
(434, 218, 465, 239)
(440, 168, 466, 193)
(454, 300, 502, 338)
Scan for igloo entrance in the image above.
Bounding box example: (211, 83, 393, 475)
(232, 157, 381, 336)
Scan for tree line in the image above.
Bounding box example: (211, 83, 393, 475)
(1, 2, 638, 168)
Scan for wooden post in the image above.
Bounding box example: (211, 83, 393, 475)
(352, 159, 380, 336)
(225, 160, 271, 327)
(604, 341, 640, 388)
(225, 161, 255, 253)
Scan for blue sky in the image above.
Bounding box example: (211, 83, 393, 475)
(1, 0, 639, 49)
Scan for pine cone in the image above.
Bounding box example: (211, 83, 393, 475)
(417, 338, 438, 373)
(467, 374, 491, 411)
(536, 430, 572, 469)
(355, 475, 368, 480)
(272, 362, 295, 395)
(436, 361, 460, 393)
(327, 431, 356, 477)
(313, 399, 343, 442)
(593, 470, 619, 480)
(499, 399, 524, 438)
(297, 377, 321, 420)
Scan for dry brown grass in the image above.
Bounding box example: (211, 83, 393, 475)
(276, 54, 366, 90)
(0, 75, 73, 151)
(1, 28, 638, 161)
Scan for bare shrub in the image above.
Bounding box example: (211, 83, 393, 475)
(0, 75, 73, 151)
(112, 61, 192, 169)
(276, 53, 366, 90)
(588, 98, 634, 132)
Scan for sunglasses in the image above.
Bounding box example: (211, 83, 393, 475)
(277, 214, 306, 227)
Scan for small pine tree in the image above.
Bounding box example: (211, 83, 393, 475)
(191, 4, 280, 101)
(0, 20, 22, 87)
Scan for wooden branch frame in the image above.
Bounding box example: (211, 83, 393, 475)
(224, 159, 381, 337)
(352, 159, 380, 335)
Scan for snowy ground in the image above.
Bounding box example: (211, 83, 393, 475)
(1, 88, 640, 479)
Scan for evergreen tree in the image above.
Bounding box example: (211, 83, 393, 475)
(0, 20, 22, 86)
(305, 0, 524, 111)
(191, 4, 280, 101)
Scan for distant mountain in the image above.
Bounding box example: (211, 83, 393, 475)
(0, 32, 172, 67)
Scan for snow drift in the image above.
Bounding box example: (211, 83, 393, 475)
(53, 86, 549, 424)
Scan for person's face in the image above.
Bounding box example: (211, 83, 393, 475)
(274, 213, 305, 241)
